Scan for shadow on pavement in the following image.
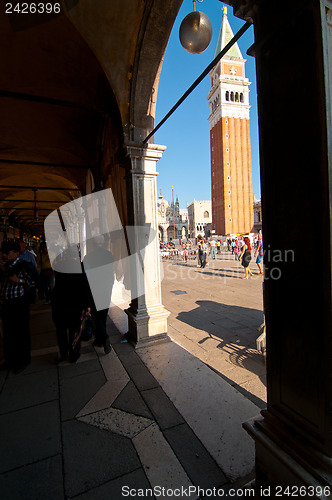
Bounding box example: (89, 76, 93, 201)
(176, 300, 266, 406)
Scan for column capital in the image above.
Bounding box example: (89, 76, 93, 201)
(125, 141, 166, 159)
(125, 141, 166, 176)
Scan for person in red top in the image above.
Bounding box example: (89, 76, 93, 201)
(240, 236, 254, 279)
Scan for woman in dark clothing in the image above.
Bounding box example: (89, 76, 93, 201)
(240, 236, 253, 279)
(198, 242, 207, 269)
(51, 245, 90, 363)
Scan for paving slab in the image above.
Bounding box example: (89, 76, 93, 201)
(112, 380, 153, 419)
(58, 358, 101, 381)
(78, 407, 153, 438)
(0, 455, 64, 500)
(0, 401, 61, 473)
(132, 422, 195, 499)
(62, 419, 141, 498)
(164, 423, 228, 489)
(17, 352, 58, 373)
(98, 348, 130, 382)
(59, 369, 106, 421)
(74, 468, 151, 500)
(141, 386, 185, 430)
(116, 350, 160, 391)
(0, 368, 58, 414)
(76, 379, 128, 417)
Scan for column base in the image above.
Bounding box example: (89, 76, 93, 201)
(125, 305, 171, 349)
(243, 413, 332, 496)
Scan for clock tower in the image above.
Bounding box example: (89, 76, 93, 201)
(208, 6, 254, 235)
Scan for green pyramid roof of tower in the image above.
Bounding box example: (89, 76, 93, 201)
(215, 6, 243, 59)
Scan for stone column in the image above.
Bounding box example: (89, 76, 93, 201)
(124, 141, 170, 348)
(237, 0, 332, 493)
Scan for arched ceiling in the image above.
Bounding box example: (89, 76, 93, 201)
(0, 0, 183, 237)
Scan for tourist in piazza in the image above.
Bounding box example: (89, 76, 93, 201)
(198, 240, 207, 269)
(254, 233, 264, 275)
(210, 238, 217, 260)
(239, 236, 254, 279)
(234, 242, 240, 261)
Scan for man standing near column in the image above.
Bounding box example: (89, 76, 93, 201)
(83, 235, 114, 354)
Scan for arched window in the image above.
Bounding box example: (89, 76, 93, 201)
(230, 91, 234, 101)
(204, 211, 209, 218)
(240, 93, 244, 103)
(225, 91, 229, 101)
(235, 92, 239, 102)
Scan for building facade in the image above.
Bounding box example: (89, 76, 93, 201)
(187, 200, 212, 238)
(157, 192, 188, 242)
(208, 7, 254, 235)
(253, 196, 262, 233)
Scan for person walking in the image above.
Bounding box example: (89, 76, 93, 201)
(210, 239, 216, 260)
(234, 243, 239, 261)
(0, 240, 35, 373)
(240, 236, 253, 279)
(83, 235, 114, 355)
(51, 245, 90, 363)
(198, 242, 207, 269)
(254, 233, 264, 275)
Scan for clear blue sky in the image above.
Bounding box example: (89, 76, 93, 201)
(154, 1, 260, 209)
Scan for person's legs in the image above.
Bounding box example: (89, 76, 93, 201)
(93, 308, 111, 353)
(52, 307, 71, 361)
(67, 309, 83, 362)
(256, 256, 264, 274)
(45, 272, 53, 302)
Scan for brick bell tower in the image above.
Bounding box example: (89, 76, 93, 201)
(208, 6, 254, 236)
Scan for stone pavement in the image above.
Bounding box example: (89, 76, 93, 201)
(160, 250, 266, 407)
(0, 250, 265, 499)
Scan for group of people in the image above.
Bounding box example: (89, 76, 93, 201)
(0, 236, 114, 373)
(184, 234, 264, 278)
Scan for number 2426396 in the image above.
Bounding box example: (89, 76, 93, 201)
(5, 3, 61, 14)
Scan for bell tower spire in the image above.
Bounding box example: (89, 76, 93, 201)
(207, 6, 254, 235)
